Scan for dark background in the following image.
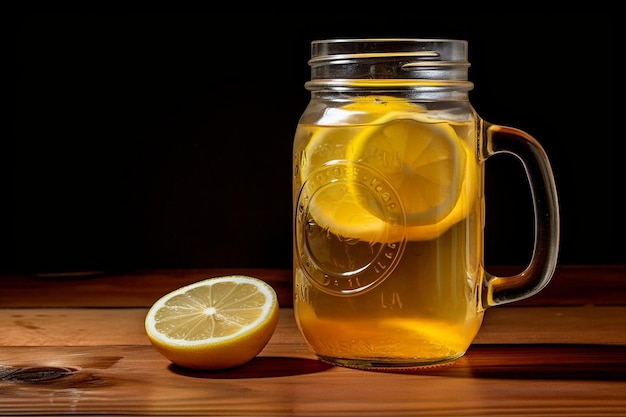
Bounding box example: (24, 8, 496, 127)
(4, 14, 619, 274)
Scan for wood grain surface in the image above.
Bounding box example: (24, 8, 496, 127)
(1, 265, 625, 416)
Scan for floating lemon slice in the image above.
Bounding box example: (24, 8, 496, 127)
(302, 96, 476, 242)
(145, 275, 279, 370)
(299, 96, 427, 182)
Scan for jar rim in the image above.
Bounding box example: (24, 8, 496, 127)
(308, 38, 471, 85)
(310, 38, 468, 63)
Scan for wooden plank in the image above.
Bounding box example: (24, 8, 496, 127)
(1, 306, 625, 416)
(487, 264, 626, 306)
(0, 308, 305, 348)
(1, 307, 625, 348)
(1, 265, 624, 308)
(476, 306, 626, 345)
(0, 268, 294, 308)
(1, 337, 624, 415)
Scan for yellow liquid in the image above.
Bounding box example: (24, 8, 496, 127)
(293, 112, 485, 368)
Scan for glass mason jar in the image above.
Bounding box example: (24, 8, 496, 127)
(292, 38, 559, 370)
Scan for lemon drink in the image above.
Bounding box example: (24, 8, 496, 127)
(293, 97, 484, 368)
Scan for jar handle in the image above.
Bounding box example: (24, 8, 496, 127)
(482, 124, 560, 308)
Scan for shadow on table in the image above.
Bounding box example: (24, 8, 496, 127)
(169, 357, 334, 379)
(395, 344, 626, 381)
(169, 344, 626, 381)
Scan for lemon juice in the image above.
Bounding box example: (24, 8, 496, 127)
(293, 98, 485, 368)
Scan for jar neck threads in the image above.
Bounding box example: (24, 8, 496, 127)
(305, 38, 474, 95)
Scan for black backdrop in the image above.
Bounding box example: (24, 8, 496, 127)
(4, 14, 619, 273)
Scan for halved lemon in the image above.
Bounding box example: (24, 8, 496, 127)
(302, 96, 476, 242)
(144, 275, 279, 370)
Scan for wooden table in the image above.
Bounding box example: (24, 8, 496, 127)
(1, 265, 625, 416)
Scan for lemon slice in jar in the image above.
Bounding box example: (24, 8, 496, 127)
(347, 111, 476, 241)
(302, 96, 476, 243)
